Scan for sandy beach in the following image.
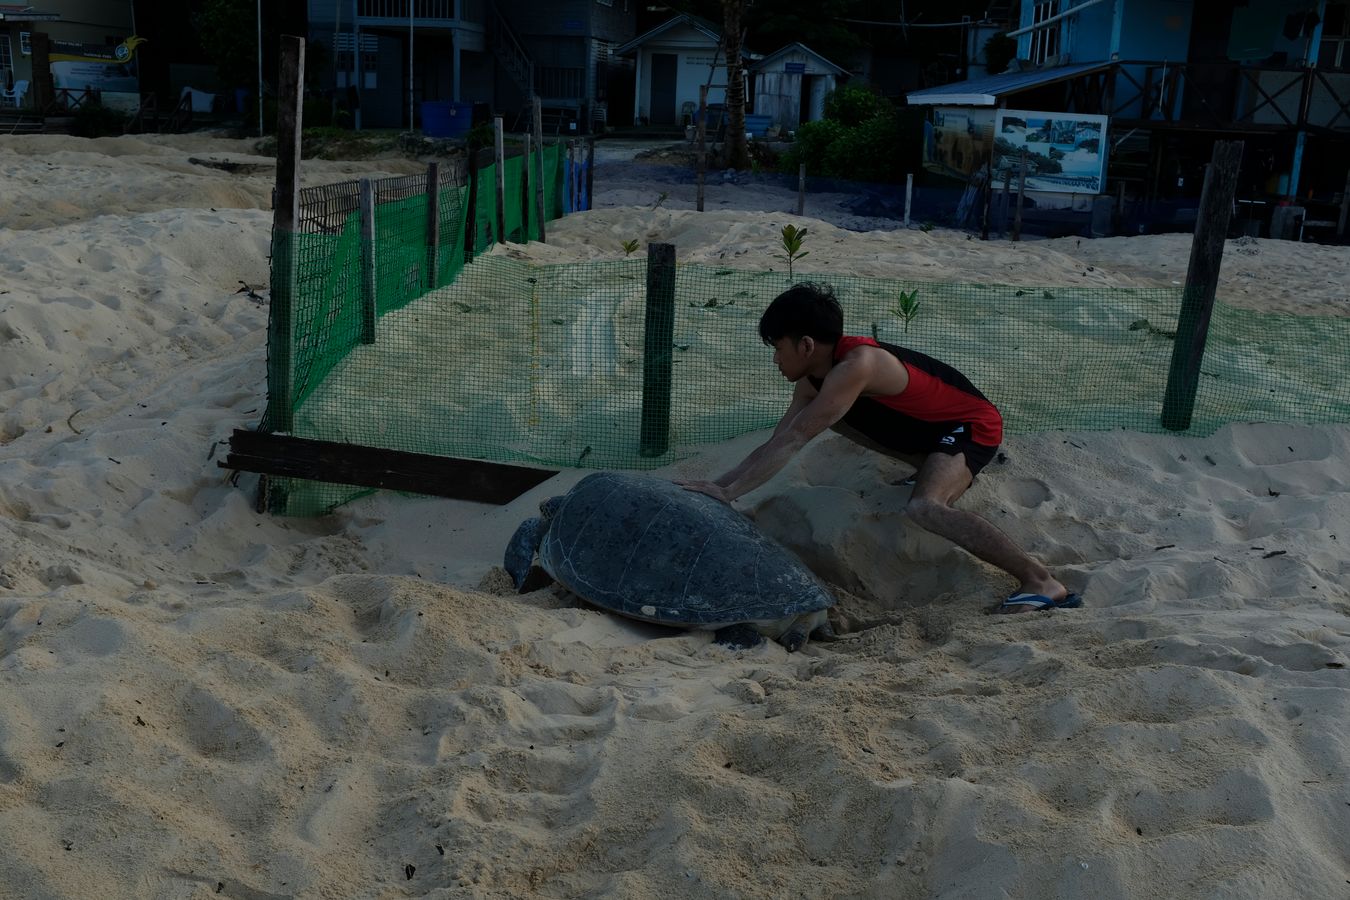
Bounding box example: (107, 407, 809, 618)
(1, 132, 1347, 899)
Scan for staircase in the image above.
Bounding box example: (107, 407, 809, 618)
(490, 2, 533, 97)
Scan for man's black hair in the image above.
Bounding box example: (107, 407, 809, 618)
(758, 282, 843, 345)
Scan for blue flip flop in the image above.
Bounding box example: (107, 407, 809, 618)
(997, 591, 1083, 613)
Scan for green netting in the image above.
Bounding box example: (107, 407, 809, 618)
(263, 155, 1350, 515)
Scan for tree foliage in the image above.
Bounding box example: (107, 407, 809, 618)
(195, 0, 257, 89)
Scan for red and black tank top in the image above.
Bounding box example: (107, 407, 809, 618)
(808, 336, 1003, 446)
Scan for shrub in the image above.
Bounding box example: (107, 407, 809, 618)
(822, 112, 903, 183)
(781, 118, 844, 176)
(71, 102, 127, 138)
(822, 83, 886, 127)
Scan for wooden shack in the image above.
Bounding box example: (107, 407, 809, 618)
(749, 43, 848, 132)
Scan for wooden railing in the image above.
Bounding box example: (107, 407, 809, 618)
(356, 0, 479, 21)
(536, 67, 584, 102)
(1109, 61, 1350, 131)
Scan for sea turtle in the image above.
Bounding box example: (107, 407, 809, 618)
(504, 472, 836, 651)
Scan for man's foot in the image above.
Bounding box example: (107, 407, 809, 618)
(995, 592, 1083, 614)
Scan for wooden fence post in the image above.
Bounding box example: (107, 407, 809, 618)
(696, 85, 708, 213)
(268, 34, 305, 434)
(532, 96, 547, 241)
(520, 130, 531, 242)
(796, 162, 806, 216)
(585, 138, 595, 211)
(1013, 150, 1027, 241)
(359, 177, 377, 344)
(1338, 168, 1350, 239)
(493, 115, 505, 245)
(464, 145, 479, 260)
(640, 242, 677, 457)
(425, 161, 440, 287)
(903, 173, 913, 228)
(1161, 140, 1244, 431)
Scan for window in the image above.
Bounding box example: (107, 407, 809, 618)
(1320, 3, 1349, 71)
(0, 34, 11, 84)
(1028, 1, 1060, 65)
(335, 33, 379, 89)
(19, 32, 30, 55)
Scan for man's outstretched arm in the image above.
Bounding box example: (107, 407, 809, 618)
(680, 358, 870, 502)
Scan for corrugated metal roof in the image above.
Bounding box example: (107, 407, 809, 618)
(905, 61, 1113, 107)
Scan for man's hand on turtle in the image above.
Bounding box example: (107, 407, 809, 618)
(676, 480, 731, 503)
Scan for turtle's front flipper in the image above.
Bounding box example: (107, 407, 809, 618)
(713, 624, 765, 650)
(504, 517, 544, 591)
(780, 610, 833, 652)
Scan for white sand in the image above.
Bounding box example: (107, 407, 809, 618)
(1, 133, 1348, 898)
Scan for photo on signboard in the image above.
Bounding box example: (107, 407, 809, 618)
(922, 107, 995, 181)
(993, 109, 1109, 194)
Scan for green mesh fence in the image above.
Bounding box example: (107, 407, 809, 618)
(262, 156, 1350, 514)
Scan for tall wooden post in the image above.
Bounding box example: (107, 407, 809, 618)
(425, 161, 441, 287)
(268, 34, 305, 434)
(520, 131, 531, 242)
(696, 85, 708, 212)
(1161, 140, 1244, 432)
(981, 156, 992, 240)
(1000, 170, 1012, 237)
(567, 140, 577, 212)
(584, 138, 595, 212)
(903, 173, 913, 228)
(492, 115, 506, 245)
(464, 145, 479, 260)
(358, 178, 377, 344)
(640, 242, 676, 457)
(796, 163, 806, 216)
(1013, 150, 1027, 242)
(532, 96, 547, 241)
(1338, 168, 1350, 239)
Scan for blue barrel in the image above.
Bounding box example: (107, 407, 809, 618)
(422, 101, 473, 138)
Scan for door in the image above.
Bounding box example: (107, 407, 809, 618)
(650, 53, 677, 124)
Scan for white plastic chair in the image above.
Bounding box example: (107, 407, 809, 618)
(1, 79, 29, 108)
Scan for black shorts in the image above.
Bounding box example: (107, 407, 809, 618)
(835, 403, 1000, 477)
(931, 430, 999, 476)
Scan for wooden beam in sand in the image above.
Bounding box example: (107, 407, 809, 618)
(493, 115, 506, 245)
(426, 161, 441, 287)
(268, 34, 305, 434)
(359, 177, 377, 344)
(221, 430, 558, 506)
(532, 96, 547, 242)
(640, 243, 677, 457)
(1161, 139, 1244, 432)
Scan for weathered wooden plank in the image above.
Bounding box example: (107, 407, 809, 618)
(222, 430, 558, 506)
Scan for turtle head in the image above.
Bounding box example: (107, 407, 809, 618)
(503, 516, 544, 590)
(539, 494, 565, 523)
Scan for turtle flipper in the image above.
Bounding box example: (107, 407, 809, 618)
(504, 517, 544, 591)
(713, 624, 765, 650)
(780, 610, 834, 652)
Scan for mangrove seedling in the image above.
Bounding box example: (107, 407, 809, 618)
(621, 239, 640, 257)
(893, 289, 921, 333)
(780, 224, 809, 278)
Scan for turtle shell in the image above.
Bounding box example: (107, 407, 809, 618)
(537, 472, 834, 627)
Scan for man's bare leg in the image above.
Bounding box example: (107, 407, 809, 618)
(903, 451, 1068, 613)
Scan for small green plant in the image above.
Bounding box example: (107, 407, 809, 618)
(652, 191, 669, 209)
(780, 224, 809, 278)
(621, 239, 640, 257)
(893, 289, 921, 333)
(919, 221, 936, 233)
